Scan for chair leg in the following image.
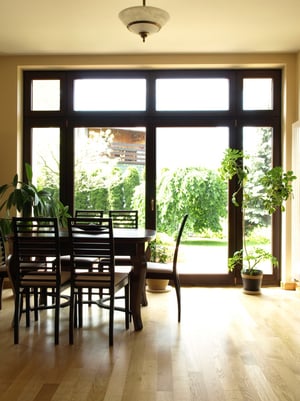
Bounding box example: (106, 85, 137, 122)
(13, 291, 21, 344)
(69, 288, 75, 345)
(173, 277, 181, 323)
(125, 283, 130, 330)
(74, 293, 78, 329)
(77, 288, 84, 328)
(25, 289, 31, 327)
(55, 290, 60, 345)
(109, 295, 114, 346)
(0, 277, 4, 310)
(34, 288, 39, 321)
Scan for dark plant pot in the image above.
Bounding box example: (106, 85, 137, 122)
(241, 272, 263, 295)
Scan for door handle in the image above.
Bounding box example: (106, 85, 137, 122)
(151, 199, 155, 211)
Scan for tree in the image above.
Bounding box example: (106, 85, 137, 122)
(108, 167, 124, 210)
(244, 128, 273, 232)
(157, 167, 227, 236)
(123, 167, 140, 209)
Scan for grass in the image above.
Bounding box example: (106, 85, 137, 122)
(182, 238, 227, 247)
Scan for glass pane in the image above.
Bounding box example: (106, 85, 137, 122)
(243, 127, 273, 274)
(156, 78, 229, 111)
(243, 78, 273, 110)
(73, 79, 146, 111)
(31, 80, 60, 111)
(31, 127, 60, 190)
(156, 127, 229, 274)
(74, 127, 146, 226)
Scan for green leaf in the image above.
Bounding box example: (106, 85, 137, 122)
(25, 163, 33, 183)
(0, 183, 9, 195)
(12, 174, 18, 187)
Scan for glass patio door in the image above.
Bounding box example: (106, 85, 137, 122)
(156, 127, 232, 284)
(243, 127, 274, 275)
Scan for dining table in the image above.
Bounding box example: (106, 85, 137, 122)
(59, 227, 156, 331)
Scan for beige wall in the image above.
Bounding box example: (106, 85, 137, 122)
(0, 53, 298, 281)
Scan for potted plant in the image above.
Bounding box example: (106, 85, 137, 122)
(0, 163, 70, 239)
(219, 148, 296, 294)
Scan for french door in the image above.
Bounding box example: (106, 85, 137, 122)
(156, 127, 230, 281)
(23, 69, 282, 286)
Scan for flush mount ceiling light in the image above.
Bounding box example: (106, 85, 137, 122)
(119, 0, 170, 42)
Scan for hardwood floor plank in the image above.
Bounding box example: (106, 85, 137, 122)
(1, 287, 300, 401)
(33, 384, 59, 401)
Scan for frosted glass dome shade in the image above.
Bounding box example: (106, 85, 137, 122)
(119, 5, 170, 42)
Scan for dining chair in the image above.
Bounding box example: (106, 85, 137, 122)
(68, 217, 130, 346)
(64, 211, 106, 304)
(145, 214, 188, 323)
(0, 232, 8, 310)
(109, 210, 138, 228)
(10, 217, 70, 345)
(75, 210, 104, 218)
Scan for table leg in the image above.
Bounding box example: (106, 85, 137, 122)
(130, 243, 147, 331)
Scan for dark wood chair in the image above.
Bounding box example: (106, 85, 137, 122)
(10, 217, 70, 345)
(0, 232, 8, 310)
(65, 211, 105, 304)
(145, 214, 188, 323)
(68, 217, 130, 346)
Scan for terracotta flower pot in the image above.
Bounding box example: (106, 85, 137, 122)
(146, 279, 170, 293)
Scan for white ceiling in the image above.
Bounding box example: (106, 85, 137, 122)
(1, 0, 300, 55)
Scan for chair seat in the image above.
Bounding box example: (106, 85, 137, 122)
(115, 265, 133, 274)
(20, 271, 71, 287)
(146, 262, 173, 275)
(61, 255, 98, 266)
(114, 255, 132, 264)
(74, 272, 128, 288)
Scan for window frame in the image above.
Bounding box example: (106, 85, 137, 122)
(23, 68, 282, 285)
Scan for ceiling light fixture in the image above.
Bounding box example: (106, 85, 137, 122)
(119, 0, 170, 43)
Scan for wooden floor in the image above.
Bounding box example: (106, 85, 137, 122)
(0, 285, 300, 401)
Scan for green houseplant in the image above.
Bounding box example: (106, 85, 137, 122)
(220, 148, 296, 293)
(0, 163, 70, 238)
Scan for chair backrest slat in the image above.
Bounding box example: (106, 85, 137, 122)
(109, 210, 138, 228)
(75, 210, 104, 218)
